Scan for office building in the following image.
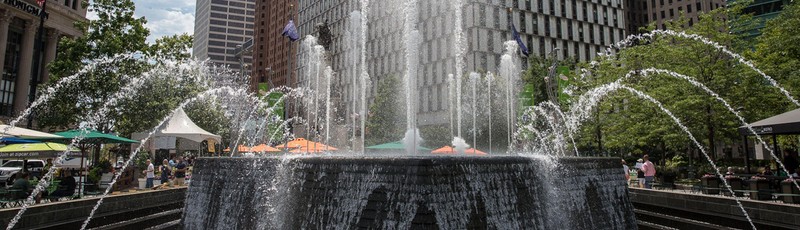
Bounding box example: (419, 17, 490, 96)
(251, 0, 296, 89)
(193, 0, 255, 72)
(0, 0, 86, 118)
(283, 0, 626, 127)
(735, 0, 790, 38)
(625, 0, 726, 34)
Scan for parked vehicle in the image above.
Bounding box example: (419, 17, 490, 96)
(0, 159, 45, 185)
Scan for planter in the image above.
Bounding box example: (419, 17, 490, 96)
(748, 179, 772, 200)
(724, 177, 744, 196)
(100, 172, 113, 182)
(701, 177, 720, 195)
(780, 181, 800, 204)
(138, 178, 147, 189)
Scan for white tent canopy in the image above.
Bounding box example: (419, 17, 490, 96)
(132, 108, 222, 143)
(0, 125, 63, 139)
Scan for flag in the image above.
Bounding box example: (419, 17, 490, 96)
(37, 0, 45, 6)
(511, 23, 529, 56)
(282, 20, 299, 42)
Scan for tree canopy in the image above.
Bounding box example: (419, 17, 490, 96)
(37, 0, 220, 140)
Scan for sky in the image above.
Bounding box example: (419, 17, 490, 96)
(87, 0, 196, 44)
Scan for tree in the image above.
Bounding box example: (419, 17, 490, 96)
(571, 4, 786, 164)
(752, 1, 800, 100)
(38, 0, 197, 136)
(365, 75, 404, 146)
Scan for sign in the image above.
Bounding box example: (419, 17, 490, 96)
(207, 139, 216, 152)
(259, 83, 285, 119)
(752, 126, 773, 134)
(3, 0, 49, 18)
(556, 66, 571, 105)
(0, 151, 80, 159)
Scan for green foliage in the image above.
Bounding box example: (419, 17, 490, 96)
(96, 159, 112, 173)
(570, 5, 791, 162)
(522, 55, 578, 106)
(36, 0, 223, 142)
(87, 167, 102, 184)
(752, 1, 800, 100)
(133, 151, 150, 172)
(419, 124, 450, 149)
(365, 75, 404, 146)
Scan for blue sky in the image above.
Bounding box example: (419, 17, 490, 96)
(88, 0, 196, 44)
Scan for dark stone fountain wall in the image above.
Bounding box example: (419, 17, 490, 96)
(183, 156, 637, 229)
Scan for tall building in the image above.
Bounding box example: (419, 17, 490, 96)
(251, 0, 296, 89)
(625, 0, 726, 34)
(735, 0, 790, 38)
(193, 0, 255, 72)
(1, 0, 86, 118)
(283, 0, 626, 127)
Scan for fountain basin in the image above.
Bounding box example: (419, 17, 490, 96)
(183, 156, 637, 229)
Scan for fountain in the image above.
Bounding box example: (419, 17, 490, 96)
(8, 1, 798, 230)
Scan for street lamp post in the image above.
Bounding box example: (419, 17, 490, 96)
(265, 67, 274, 88)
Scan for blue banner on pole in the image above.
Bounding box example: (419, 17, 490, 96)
(511, 23, 529, 56)
(282, 20, 300, 41)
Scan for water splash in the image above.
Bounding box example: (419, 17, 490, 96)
(359, 0, 370, 152)
(604, 29, 799, 107)
(80, 87, 249, 229)
(567, 82, 756, 229)
(451, 136, 469, 154)
(499, 41, 521, 152)
(402, 128, 423, 154)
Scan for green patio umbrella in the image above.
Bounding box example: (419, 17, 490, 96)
(49, 130, 139, 195)
(365, 141, 432, 151)
(52, 130, 139, 144)
(0, 142, 80, 159)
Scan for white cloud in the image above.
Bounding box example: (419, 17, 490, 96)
(86, 0, 196, 44)
(135, 0, 195, 43)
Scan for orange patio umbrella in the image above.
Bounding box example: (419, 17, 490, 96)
(277, 138, 337, 151)
(223, 145, 251, 152)
(431, 146, 486, 155)
(249, 143, 281, 153)
(431, 146, 456, 154)
(288, 143, 338, 153)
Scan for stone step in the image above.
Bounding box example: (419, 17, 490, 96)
(635, 209, 740, 230)
(144, 219, 181, 230)
(637, 220, 680, 230)
(88, 208, 183, 230)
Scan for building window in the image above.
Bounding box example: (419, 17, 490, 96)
(687, 4, 692, 13)
(556, 19, 562, 38)
(1, 24, 23, 116)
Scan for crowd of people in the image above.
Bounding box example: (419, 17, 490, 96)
(143, 156, 190, 189)
(622, 155, 656, 189)
(8, 169, 78, 202)
(622, 149, 800, 190)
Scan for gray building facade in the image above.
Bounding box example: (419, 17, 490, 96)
(295, 0, 626, 127)
(193, 0, 255, 70)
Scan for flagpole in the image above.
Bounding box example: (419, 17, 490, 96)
(27, 0, 48, 129)
(287, 4, 296, 136)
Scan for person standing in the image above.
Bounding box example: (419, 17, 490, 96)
(622, 159, 630, 183)
(784, 149, 799, 176)
(641, 155, 656, 189)
(143, 159, 155, 188)
(636, 159, 645, 188)
(160, 159, 172, 186)
(174, 157, 187, 186)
